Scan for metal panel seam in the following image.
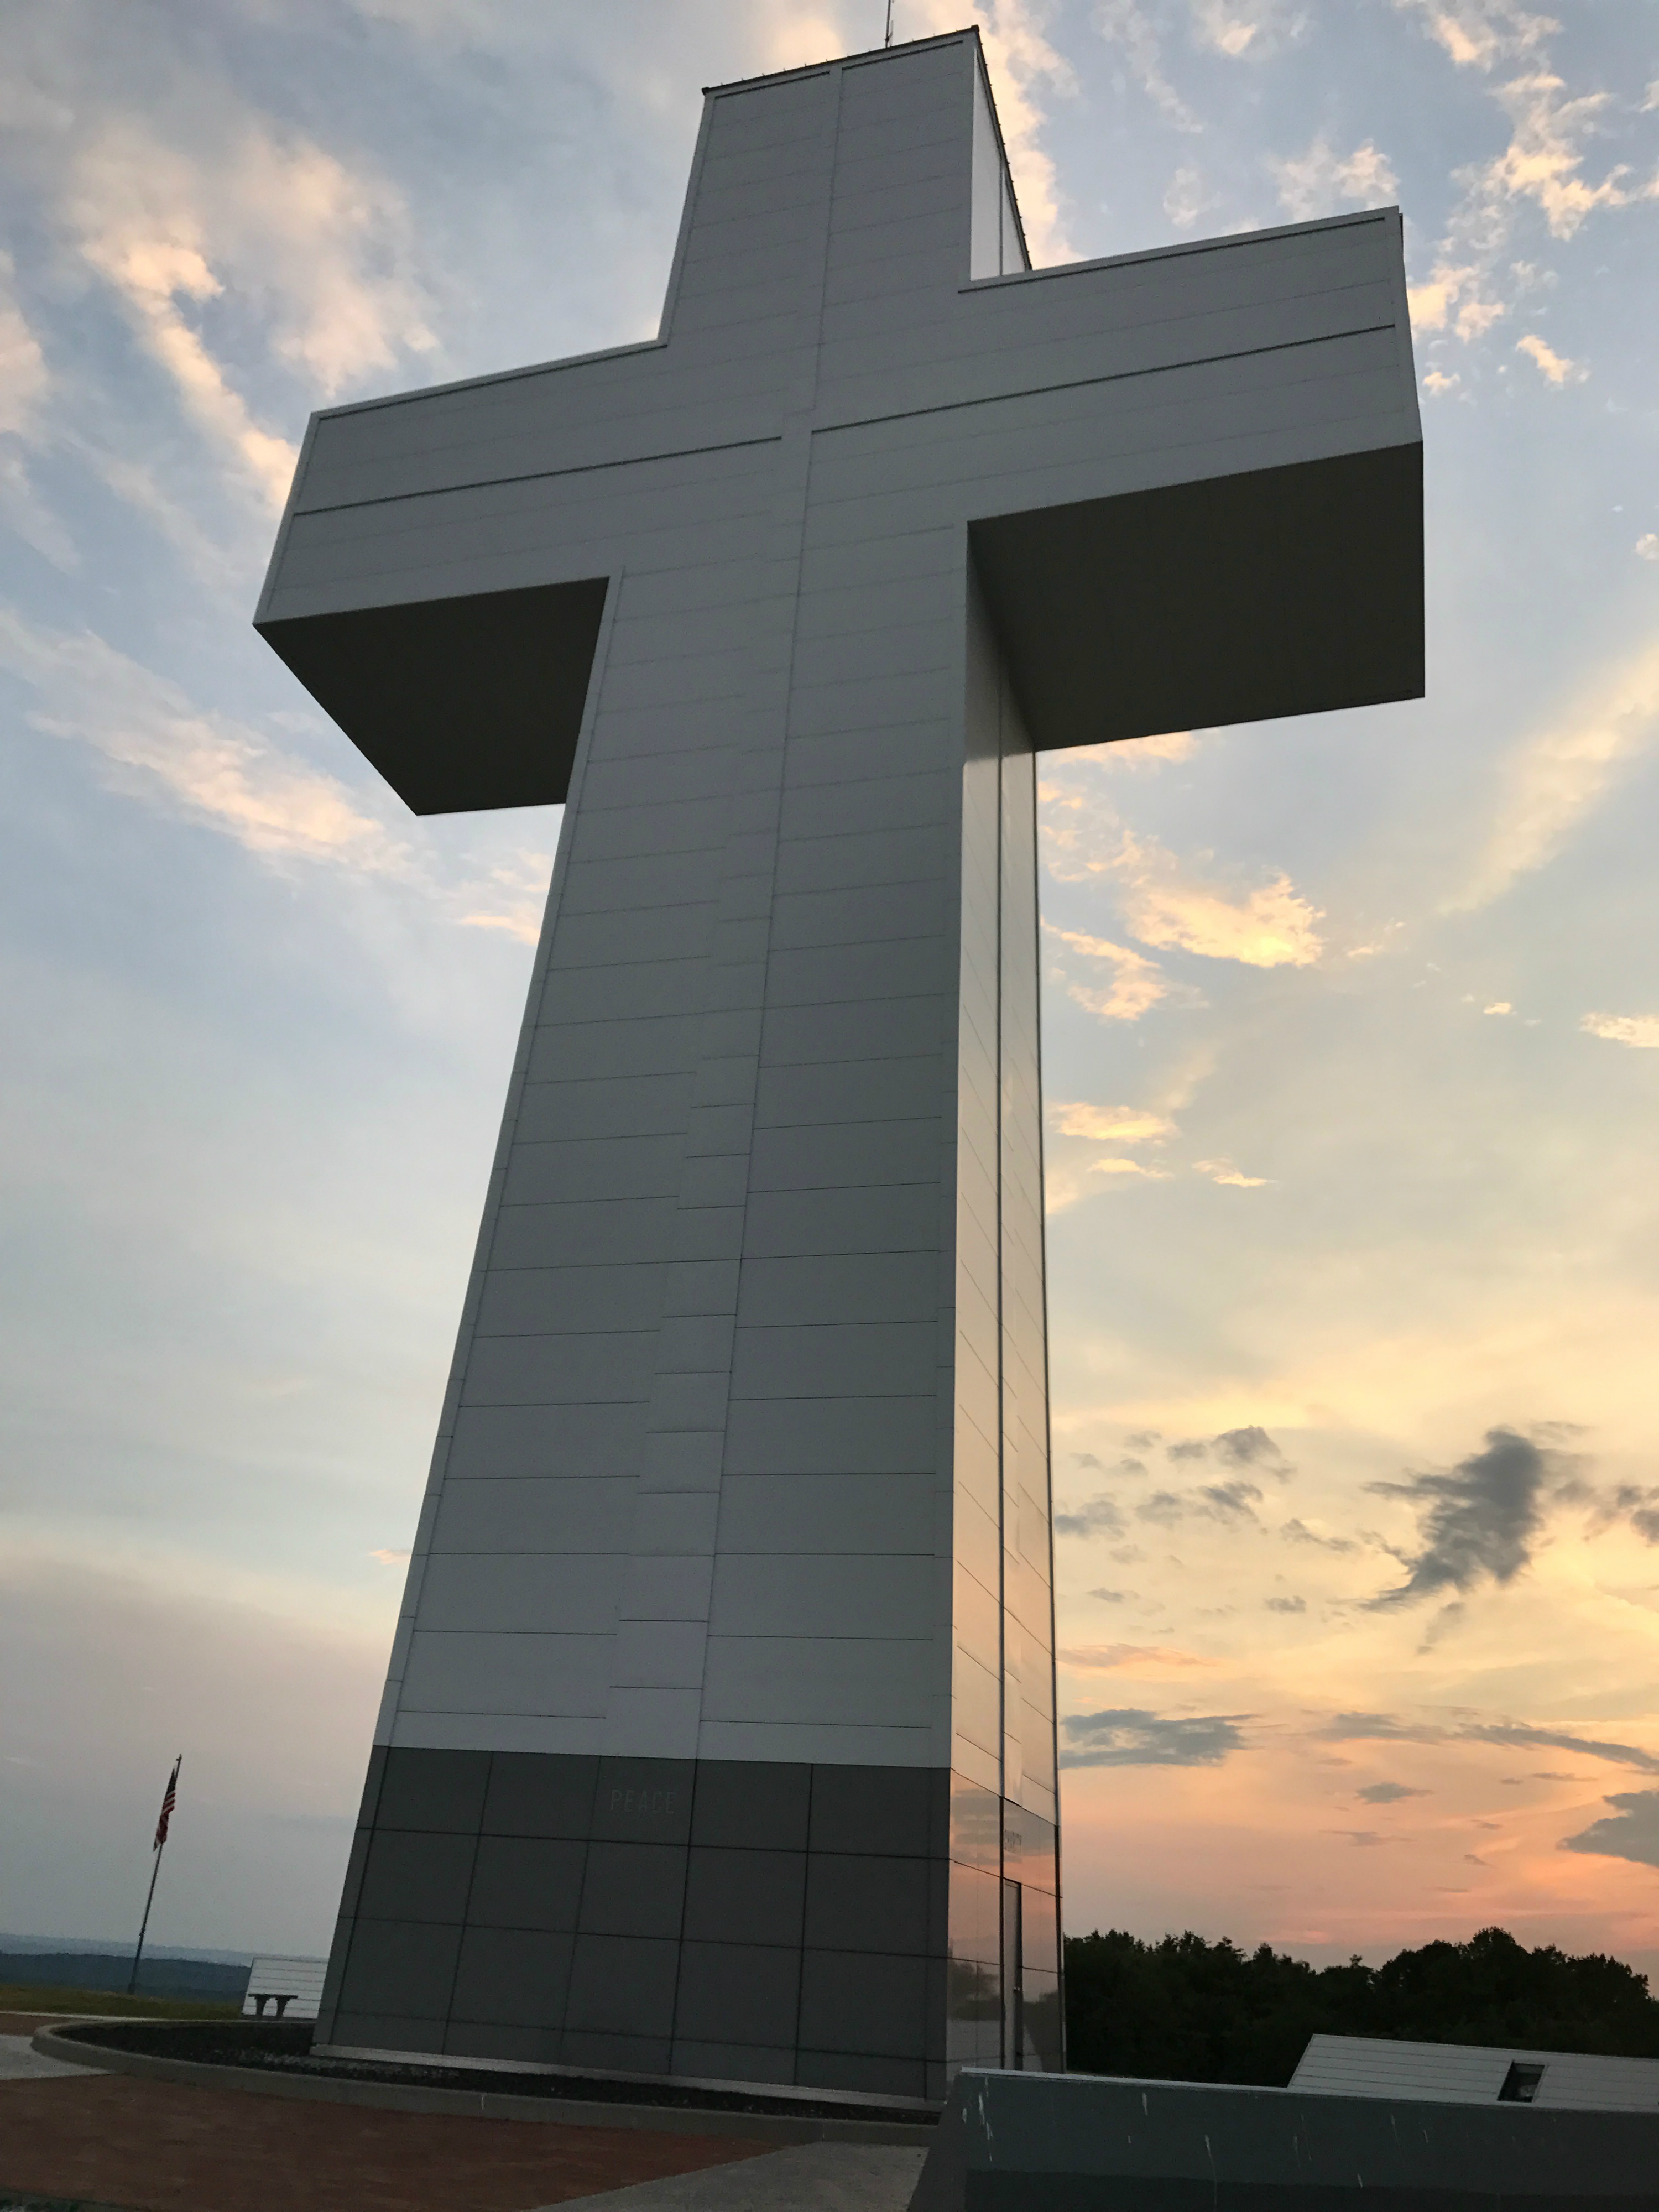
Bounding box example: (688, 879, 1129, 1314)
(808, 324, 1402, 442)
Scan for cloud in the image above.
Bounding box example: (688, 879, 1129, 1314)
(1422, 369, 1462, 394)
(1321, 1710, 1420, 1741)
(1196, 1158, 1270, 1187)
(1637, 534, 1659, 562)
(1093, 1, 1202, 133)
(1366, 1426, 1584, 1609)
(1561, 1788, 1659, 1869)
(62, 112, 435, 507)
(1048, 1100, 1175, 1142)
(1088, 1156, 1172, 1181)
(1165, 1427, 1289, 1471)
(1060, 1707, 1250, 1767)
(460, 909, 540, 945)
(908, 0, 1079, 260)
(1055, 1493, 1127, 1537)
(1484, 72, 1651, 240)
(0, 251, 49, 436)
(1058, 1642, 1215, 1671)
(1394, 1, 1556, 73)
(1357, 1781, 1428, 1803)
(1108, 834, 1323, 966)
(1190, 2, 1267, 58)
(0, 249, 74, 567)
(1516, 332, 1587, 384)
(456, 848, 555, 946)
(80, 227, 298, 510)
(1484, 1001, 1513, 1015)
(1582, 1013, 1659, 1050)
(1322, 1712, 1659, 1777)
(368, 1547, 411, 1566)
(0, 442, 74, 567)
(1332, 1829, 1404, 1846)
(1270, 134, 1400, 221)
(1447, 638, 1659, 912)
(0, 606, 551, 942)
(1416, 1599, 1468, 1651)
(1404, 28, 1654, 346)
(1043, 922, 1170, 1021)
(1282, 1518, 1359, 1554)
(1138, 1479, 1264, 1527)
(1468, 1720, 1659, 1770)
(1091, 1587, 1132, 1603)
(1265, 1594, 1306, 1614)
(1064, 731, 1196, 768)
(1592, 1485, 1659, 1546)
(0, 608, 411, 872)
(1163, 164, 1209, 228)
(1200, 1479, 1266, 1522)
(1214, 1427, 1290, 1470)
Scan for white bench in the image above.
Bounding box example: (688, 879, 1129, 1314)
(241, 1954, 326, 2022)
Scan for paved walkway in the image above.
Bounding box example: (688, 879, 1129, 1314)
(0, 2034, 95, 2084)
(547, 2142, 926, 2210)
(0, 2028, 767, 2212)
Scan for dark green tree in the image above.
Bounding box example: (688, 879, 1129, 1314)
(1063, 1925, 1659, 2083)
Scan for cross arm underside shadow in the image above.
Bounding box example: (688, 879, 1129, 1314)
(971, 441, 1425, 755)
(255, 576, 609, 816)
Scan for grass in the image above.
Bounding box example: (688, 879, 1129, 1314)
(0, 1984, 241, 2021)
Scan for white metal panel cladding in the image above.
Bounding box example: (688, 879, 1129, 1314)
(257, 4, 1416, 1832)
(257, 26, 1419, 2091)
(1292, 2033, 1659, 2112)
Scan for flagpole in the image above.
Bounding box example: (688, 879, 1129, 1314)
(127, 1755, 181, 1998)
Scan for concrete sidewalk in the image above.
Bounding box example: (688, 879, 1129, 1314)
(0, 2036, 95, 2084)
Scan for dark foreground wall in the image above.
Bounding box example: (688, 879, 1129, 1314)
(909, 2068, 1659, 2210)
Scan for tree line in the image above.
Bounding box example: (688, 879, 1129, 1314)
(1063, 1924, 1659, 2084)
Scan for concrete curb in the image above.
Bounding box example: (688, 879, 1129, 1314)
(28, 2029, 932, 2146)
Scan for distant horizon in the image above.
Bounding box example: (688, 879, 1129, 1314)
(0, 1931, 259, 1966)
(4, 1914, 1655, 1987)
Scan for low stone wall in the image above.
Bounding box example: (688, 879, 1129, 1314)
(33, 2020, 934, 2147)
(910, 2068, 1659, 2208)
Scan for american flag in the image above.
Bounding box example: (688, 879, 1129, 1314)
(153, 1756, 181, 1851)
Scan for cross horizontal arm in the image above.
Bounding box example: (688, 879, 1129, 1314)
(255, 55, 1418, 810)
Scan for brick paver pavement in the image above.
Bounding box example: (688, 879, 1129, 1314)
(0, 2050, 765, 2212)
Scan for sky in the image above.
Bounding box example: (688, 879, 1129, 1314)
(1, 0, 1657, 1978)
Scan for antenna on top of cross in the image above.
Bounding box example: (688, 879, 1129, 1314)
(885, 2, 895, 44)
(126, 1753, 181, 1997)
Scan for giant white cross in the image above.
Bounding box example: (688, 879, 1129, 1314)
(259, 29, 1420, 2101)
